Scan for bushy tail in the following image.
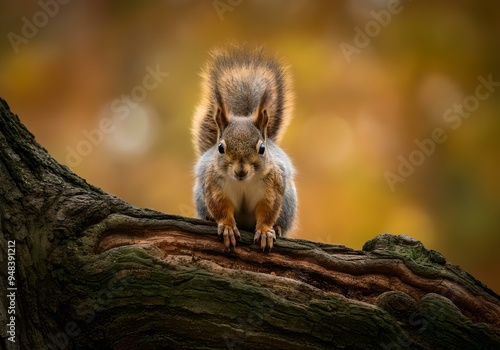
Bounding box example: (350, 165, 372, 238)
(192, 44, 293, 156)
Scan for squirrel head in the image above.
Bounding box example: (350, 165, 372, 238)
(214, 90, 269, 182)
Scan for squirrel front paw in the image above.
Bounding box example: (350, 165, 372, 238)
(217, 221, 241, 251)
(253, 225, 276, 251)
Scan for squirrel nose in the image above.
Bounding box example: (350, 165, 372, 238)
(234, 169, 248, 180)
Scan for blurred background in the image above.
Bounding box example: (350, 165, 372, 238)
(1, 0, 499, 293)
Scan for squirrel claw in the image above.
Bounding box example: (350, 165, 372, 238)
(254, 228, 276, 252)
(218, 223, 240, 249)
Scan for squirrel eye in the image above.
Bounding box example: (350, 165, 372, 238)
(258, 142, 266, 155)
(218, 142, 225, 154)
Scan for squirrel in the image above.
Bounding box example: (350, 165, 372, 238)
(192, 45, 297, 251)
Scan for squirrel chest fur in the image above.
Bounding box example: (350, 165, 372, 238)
(222, 171, 264, 228)
(192, 45, 297, 251)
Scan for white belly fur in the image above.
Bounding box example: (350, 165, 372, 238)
(222, 176, 264, 230)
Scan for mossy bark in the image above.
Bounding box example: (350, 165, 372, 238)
(0, 98, 499, 350)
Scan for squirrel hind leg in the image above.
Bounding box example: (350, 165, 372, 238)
(194, 192, 211, 221)
(274, 225, 283, 237)
(275, 216, 296, 238)
(274, 189, 297, 237)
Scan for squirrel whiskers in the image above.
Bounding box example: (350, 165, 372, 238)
(192, 44, 297, 251)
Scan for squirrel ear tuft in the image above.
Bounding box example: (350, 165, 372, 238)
(254, 90, 270, 138)
(214, 87, 229, 135)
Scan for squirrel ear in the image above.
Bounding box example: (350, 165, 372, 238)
(214, 88, 229, 135)
(214, 108, 228, 135)
(254, 90, 270, 138)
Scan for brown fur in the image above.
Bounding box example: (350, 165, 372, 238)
(255, 166, 284, 233)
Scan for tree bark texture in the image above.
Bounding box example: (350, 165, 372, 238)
(0, 97, 499, 350)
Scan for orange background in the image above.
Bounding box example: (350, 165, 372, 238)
(1, 1, 499, 293)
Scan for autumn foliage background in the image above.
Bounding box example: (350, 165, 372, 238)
(1, 1, 499, 293)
